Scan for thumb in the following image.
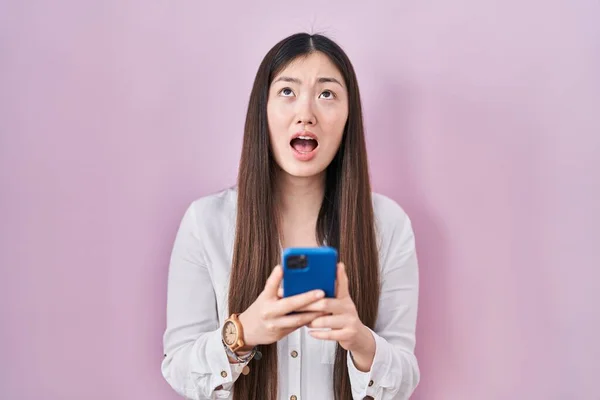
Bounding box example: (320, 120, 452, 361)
(263, 265, 283, 298)
(335, 262, 350, 298)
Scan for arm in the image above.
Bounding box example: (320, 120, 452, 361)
(161, 203, 249, 400)
(347, 208, 421, 400)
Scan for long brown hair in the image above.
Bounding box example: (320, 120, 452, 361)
(228, 32, 380, 400)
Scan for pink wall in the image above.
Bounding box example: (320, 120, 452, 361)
(1, 1, 599, 399)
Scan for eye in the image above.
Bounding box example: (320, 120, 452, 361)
(319, 90, 335, 99)
(279, 87, 295, 97)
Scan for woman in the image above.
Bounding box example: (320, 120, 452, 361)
(161, 32, 420, 400)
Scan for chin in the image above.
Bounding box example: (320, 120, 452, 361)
(279, 162, 328, 179)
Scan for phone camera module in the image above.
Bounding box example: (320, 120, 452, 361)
(286, 255, 308, 269)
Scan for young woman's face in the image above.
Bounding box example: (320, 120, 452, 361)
(267, 52, 348, 179)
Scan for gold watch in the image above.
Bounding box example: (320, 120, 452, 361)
(222, 313, 252, 353)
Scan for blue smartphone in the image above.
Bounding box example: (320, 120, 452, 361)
(282, 246, 338, 298)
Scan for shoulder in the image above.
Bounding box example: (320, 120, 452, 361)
(371, 192, 416, 256)
(371, 192, 412, 231)
(189, 186, 237, 216)
(181, 186, 237, 231)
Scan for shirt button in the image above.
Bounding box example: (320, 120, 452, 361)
(368, 379, 374, 387)
(220, 371, 228, 378)
(290, 350, 298, 358)
(290, 396, 297, 400)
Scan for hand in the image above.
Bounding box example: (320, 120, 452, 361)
(238, 265, 326, 349)
(301, 263, 376, 371)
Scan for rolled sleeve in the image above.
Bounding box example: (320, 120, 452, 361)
(347, 328, 394, 399)
(346, 195, 421, 400)
(162, 327, 250, 399)
(190, 328, 249, 398)
(161, 202, 249, 399)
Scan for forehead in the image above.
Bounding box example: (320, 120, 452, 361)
(273, 52, 344, 82)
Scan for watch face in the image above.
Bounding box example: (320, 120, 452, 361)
(223, 321, 237, 346)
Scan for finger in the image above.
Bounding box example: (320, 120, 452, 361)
(308, 314, 348, 329)
(273, 289, 325, 316)
(262, 265, 283, 298)
(296, 298, 344, 314)
(274, 311, 324, 329)
(335, 262, 350, 298)
(309, 328, 349, 341)
(277, 287, 283, 298)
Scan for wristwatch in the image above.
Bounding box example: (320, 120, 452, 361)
(221, 314, 263, 375)
(222, 313, 251, 353)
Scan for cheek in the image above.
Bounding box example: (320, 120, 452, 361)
(267, 104, 292, 136)
(319, 108, 348, 142)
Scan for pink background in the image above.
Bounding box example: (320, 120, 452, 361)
(1, 1, 599, 399)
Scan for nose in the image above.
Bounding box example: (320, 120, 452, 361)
(295, 97, 316, 126)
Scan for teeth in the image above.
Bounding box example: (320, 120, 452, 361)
(297, 136, 315, 140)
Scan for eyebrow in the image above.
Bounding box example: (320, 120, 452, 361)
(273, 76, 344, 87)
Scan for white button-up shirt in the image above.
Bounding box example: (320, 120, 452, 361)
(161, 187, 420, 399)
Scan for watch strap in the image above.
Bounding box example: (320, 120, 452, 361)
(223, 339, 256, 363)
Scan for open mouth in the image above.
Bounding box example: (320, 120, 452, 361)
(290, 136, 318, 153)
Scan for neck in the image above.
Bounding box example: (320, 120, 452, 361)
(275, 169, 325, 222)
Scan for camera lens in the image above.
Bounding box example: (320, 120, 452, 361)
(286, 255, 308, 269)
